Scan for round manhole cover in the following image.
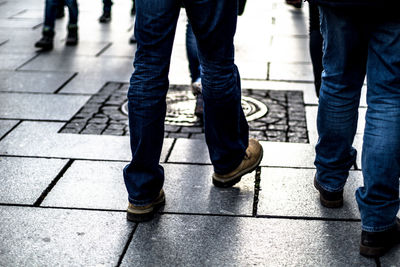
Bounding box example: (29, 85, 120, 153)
(121, 91, 268, 126)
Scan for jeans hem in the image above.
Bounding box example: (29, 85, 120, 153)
(316, 175, 344, 192)
(362, 221, 397, 232)
(128, 192, 160, 207)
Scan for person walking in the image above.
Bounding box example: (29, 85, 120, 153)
(311, 0, 400, 258)
(123, 0, 263, 223)
(35, 0, 79, 50)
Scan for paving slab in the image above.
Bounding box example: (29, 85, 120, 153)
(0, 53, 37, 70)
(0, 92, 90, 120)
(100, 42, 137, 58)
(58, 72, 112, 94)
(0, 70, 74, 93)
(0, 119, 18, 139)
(269, 35, 310, 63)
(20, 54, 133, 78)
(121, 214, 375, 266)
(258, 168, 362, 219)
(168, 138, 211, 164)
(0, 18, 42, 29)
(42, 162, 255, 216)
(269, 62, 314, 82)
(260, 141, 315, 168)
(0, 206, 134, 266)
(0, 157, 67, 204)
(0, 121, 173, 162)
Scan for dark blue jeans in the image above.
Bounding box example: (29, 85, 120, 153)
(186, 22, 201, 83)
(103, 0, 112, 13)
(44, 0, 78, 30)
(124, 0, 248, 206)
(315, 6, 400, 232)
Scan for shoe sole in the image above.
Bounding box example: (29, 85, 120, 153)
(360, 244, 388, 258)
(127, 194, 165, 222)
(212, 148, 263, 188)
(314, 178, 343, 208)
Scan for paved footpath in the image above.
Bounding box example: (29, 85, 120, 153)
(0, 0, 399, 266)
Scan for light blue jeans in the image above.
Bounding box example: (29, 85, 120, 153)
(315, 6, 400, 232)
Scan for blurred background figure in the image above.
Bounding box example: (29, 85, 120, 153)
(35, 0, 79, 51)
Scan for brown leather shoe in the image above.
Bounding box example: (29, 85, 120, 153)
(127, 189, 165, 222)
(212, 138, 263, 188)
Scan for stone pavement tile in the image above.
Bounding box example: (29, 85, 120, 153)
(271, 11, 309, 36)
(380, 247, 400, 266)
(258, 168, 362, 219)
(43, 41, 112, 57)
(0, 92, 90, 120)
(10, 9, 43, 19)
(58, 72, 112, 94)
(20, 55, 133, 78)
(0, 206, 134, 266)
(100, 43, 136, 58)
(0, 119, 19, 139)
(162, 164, 254, 215)
(0, 29, 42, 54)
(0, 53, 37, 70)
(42, 162, 254, 216)
(0, 121, 173, 162)
(0, 70, 74, 93)
(269, 35, 310, 63)
(269, 62, 314, 82)
(236, 59, 268, 80)
(0, 157, 67, 204)
(260, 141, 315, 168)
(121, 214, 375, 266)
(0, 18, 42, 29)
(168, 138, 211, 164)
(42, 160, 128, 210)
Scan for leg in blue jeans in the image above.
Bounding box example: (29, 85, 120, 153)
(186, 21, 200, 83)
(356, 16, 400, 232)
(315, 7, 365, 193)
(124, 0, 248, 205)
(316, 6, 400, 231)
(103, 0, 113, 13)
(44, 0, 78, 30)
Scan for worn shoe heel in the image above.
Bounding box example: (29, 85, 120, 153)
(127, 190, 165, 222)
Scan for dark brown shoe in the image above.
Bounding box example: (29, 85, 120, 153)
(213, 139, 263, 188)
(314, 175, 343, 208)
(127, 189, 165, 222)
(360, 218, 400, 258)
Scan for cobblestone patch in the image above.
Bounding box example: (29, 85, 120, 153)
(59, 82, 308, 143)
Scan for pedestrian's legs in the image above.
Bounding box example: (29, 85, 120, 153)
(356, 15, 400, 232)
(64, 0, 78, 26)
(315, 6, 367, 192)
(124, 0, 181, 205)
(183, 0, 248, 174)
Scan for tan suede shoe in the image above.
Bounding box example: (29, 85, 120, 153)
(212, 138, 263, 188)
(127, 189, 165, 222)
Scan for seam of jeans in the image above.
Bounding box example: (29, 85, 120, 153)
(361, 221, 397, 232)
(316, 176, 344, 192)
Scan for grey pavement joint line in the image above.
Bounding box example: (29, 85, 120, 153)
(54, 72, 78, 94)
(266, 62, 270, 80)
(116, 224, 138, 267)
(32, 22, 44, 30)
(0, 39, 9, 46)
(163, 138, 177, 163)
(252, 166, 262, 216)
(33, 159, 75, 207)
(15, 53, 40, 71)
(8, 9, 26, 19)
(0, 120, 21, 142)
(95, 42, 113, 57)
